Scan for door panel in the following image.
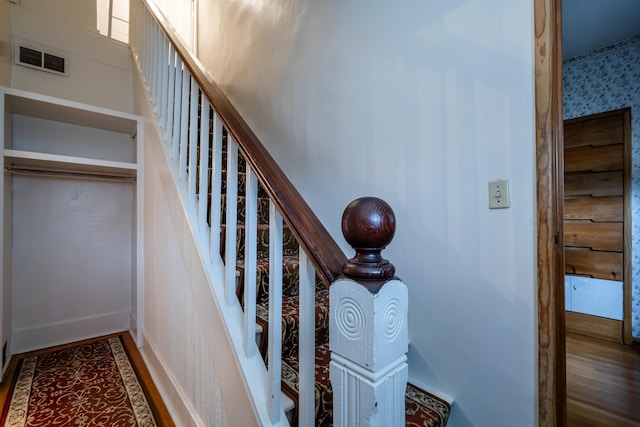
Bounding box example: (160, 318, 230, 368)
(563, 108, 630, 343)
(564, 144, 623, 173)
(564, 196, 622, 222)
(564, 222, 623, 252)
(565, 247, 623, 279)
(565, 171, 623, 197)
(564, 114, 624, 149)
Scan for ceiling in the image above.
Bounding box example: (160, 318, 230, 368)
(562, 0, 640, 59)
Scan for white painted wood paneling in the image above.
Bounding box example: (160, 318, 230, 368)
(135, 72, 249, 426)
(1, 169, 11, 371)
(0, 96, 11, 374)
(11, 114, 135, 163)
(2, 87, 144, 353)
(11, 175, 134, 353)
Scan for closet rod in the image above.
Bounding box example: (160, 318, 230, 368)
(5, 167, 136, 182)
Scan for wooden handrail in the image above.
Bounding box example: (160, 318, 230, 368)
(140, 0, 347, 285)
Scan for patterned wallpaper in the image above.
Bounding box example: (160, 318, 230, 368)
(563, 34, 640, 337)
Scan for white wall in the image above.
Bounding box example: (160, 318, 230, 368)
(11, 175, 134, 353)
(196, 1, 537, 425)
(150, 0, 195, 52)
(1, 96, 11, 371)
(0, 0, 10, 86)
(2, 169, 10, 369)
(11, 114, 135, 163)
(9, 0, 133, 113)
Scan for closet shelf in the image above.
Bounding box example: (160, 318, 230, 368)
(4, 149, 137, 177)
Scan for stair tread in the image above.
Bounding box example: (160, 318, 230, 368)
(405, 383, 452, 427)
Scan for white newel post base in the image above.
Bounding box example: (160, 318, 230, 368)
(330, 278, 408, 426)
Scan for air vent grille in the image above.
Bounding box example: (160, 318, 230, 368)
(19, 46, 42, 67)
(44, 53, 65, 73)
(15, 43, 69, 76)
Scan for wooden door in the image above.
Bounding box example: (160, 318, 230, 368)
(563, 108, 631, 343)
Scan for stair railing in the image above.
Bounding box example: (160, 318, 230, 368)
(130, 1, 409, 425)
(130, 0, 345, 424)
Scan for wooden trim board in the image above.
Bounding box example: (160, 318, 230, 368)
(622, 109, 632, 344)
(566, 311, 622, 343)
(534, 0, 566, 424)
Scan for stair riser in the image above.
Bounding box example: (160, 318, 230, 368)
(220, 225, 299, 262)
(256, 291, 330, 361)
(221, 171, 269, 198)
(221, 195, 270, 225)
(236, 256, 303, 304)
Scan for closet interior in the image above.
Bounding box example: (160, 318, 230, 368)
(0, 87, 143, 377)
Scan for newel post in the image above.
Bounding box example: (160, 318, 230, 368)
(330, 197, 408, 426)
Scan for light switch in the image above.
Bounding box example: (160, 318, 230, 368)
(488, 179, 509, 209)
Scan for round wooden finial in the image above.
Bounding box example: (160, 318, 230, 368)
(341, 197, 396, 280)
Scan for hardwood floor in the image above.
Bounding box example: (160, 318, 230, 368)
(567, 332, 640, 426)
(0, 332, 174, 426)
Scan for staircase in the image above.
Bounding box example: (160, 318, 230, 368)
(221, 128, 450, 426)
(131, 0, 452, 424)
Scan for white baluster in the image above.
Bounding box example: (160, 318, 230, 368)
(178, 69, 190, 184)
(188, 79, 199, 204)
(299, 250, 316, 427)
(135, 0, 142, 59)
(197, 97, 210, 233)
(209, 114, 223, 263)
(160, 35, 169, 131)
(142, 9, 150, 88)
(144, 11, 150, 89)
(244, 167, 258, 357)
(165, 46, 176, 144)
(151, 24, 159, 109)
(147, 21, 156, 100)
(130, 0, 138, 56)
(224, 141, 238, 307)
(154, 24, 162, 112)
(171, 59, 183, 161)
(268, 202, 283, 423)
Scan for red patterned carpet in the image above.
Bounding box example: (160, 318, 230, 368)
(1, 336, 158, 427)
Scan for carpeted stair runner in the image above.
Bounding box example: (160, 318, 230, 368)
(218, 135, 450, 426)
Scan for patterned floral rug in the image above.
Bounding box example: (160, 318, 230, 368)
(1, 336, 158, 427)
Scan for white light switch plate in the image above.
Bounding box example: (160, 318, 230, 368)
(488, 179, 509, 209)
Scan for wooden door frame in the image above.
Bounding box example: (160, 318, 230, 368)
(535, 0, 566, 425)
(622, 108, 632, 345)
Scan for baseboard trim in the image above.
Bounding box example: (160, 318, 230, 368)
(138, 331, 206, 427)
(565, 311, 622, 342)
(11, 311, 131, 354)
